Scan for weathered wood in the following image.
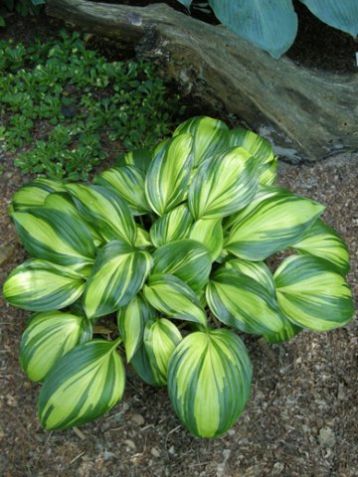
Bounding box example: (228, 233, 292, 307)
(46, 0, 358, 161)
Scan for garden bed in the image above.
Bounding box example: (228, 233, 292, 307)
(1, 14, 357, 477)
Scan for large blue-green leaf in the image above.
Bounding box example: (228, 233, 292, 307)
(168, 328, 252, 438)
(300, 0, 358, 37)
(83, 240, 152, 319)
(209, 0, 298, 58)
(38, 339, 125, 430)
(274, 255, 354, 331)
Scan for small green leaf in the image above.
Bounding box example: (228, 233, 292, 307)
(168, 328, 252, 438)
(38, 339, 125, 430)
(274, 255, 354, 331)
(143, 274, 207, 326)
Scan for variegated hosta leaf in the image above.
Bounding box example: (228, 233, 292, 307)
(144, 133, 193, 216)
(225, 189, 325, 260)
(84, 240, 152, 319)
(224, 257, 275, 294)
(144, 318, 182, 386)
(227, 126, 275, 163)
(206, 268, 283, 334)
(135, 226, 152, 248)
(44, 192, 103, 247)
(173, 116, 229, 167)
(150, 204, 193, 248)
(258, 158, 278, 186)
(274, 255, 354, 331)
(263, 317, 301, 344)
(10, 178, 65, 212)
(118, 147, 153, 173)
(152, 239, 212, 293)
(291, 219, 350, 274)
(65, 184, 136, 244)
(3, 259, 85, 311)
(95, 165, 150, 215)
(38, 339, 125, 430)
(20, 311, 92, 382)
(188, 147, 259, 220)
(12, 208, 96, 267)
(117, 295, 155, 362)
(168, 328, 252, 438)
(143, 274, 207, 326)
(130, 343, 157, 386)
(189, 218, 223, 260)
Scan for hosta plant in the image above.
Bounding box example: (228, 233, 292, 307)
(3, 116, 354, 438)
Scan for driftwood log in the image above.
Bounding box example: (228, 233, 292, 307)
(46, 0, 358, 162)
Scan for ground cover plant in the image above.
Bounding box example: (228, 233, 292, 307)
(0, 31, 185, 180)
(3, 116, 354, 438)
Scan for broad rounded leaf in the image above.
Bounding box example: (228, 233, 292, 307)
(144, 318, 182, 386)
(118, 147, 153, 173)
(130, 343, 157, 386)
(95, 165, 150, 215)
(173, 116, 229, 167)
(38, 339, 125, 430)
(84, 240, 152, 319)
(188, 147, 259, 219)
(150, 204, 193, 248)
(12, 208, 96, 267)
(20, 311, 92, 382)
(168, 328, 252, 438)
(225, 189, 325, 260)
(117, 296, 155, 362)
(143, 274, 207, 326)
(144, 134, 193, 215)
(206, 268, 283, 334)
(66, 184, 137, 244)
(152, 239, 212, 292)
(224, 257, 275, 294)
(209, 0, 298, 58)
(300, 0, 358, 37)
(3, 259, 85, 312)
(292, 219, 350, 274)
(274, 255, 354, 331)
(10, 178, 65, 212)
(190, 218, 224, 260)
(263, 318, 301, 344)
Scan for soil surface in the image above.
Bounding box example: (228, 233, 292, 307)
(1, 14, 358, 477)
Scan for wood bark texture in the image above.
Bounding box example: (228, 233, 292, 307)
(46, 0, 358, 161)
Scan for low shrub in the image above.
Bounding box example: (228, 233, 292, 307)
(3, 116, 354, 437)
(0, 31, 185, 180)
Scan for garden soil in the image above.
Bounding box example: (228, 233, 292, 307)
(1, 15, 358, 477)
